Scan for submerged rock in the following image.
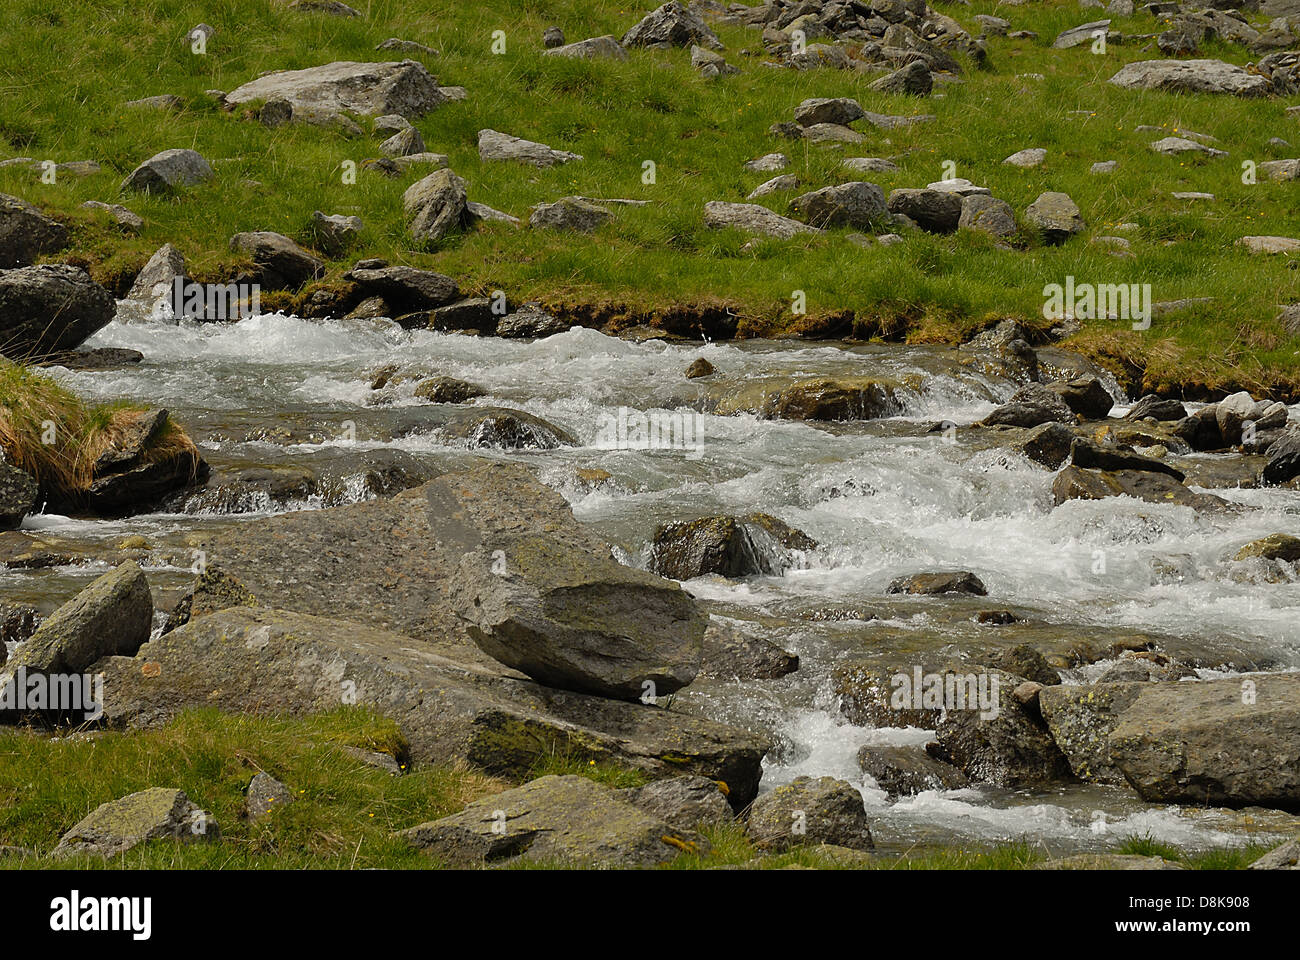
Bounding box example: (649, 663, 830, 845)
(858, 744, 969, 796)
(1052, 466, 1230, 511)
(440, 407, 575, 449)
(649, 513, 816, 580)
(714, 376, 898, 421)
(887, 571, 986, 596)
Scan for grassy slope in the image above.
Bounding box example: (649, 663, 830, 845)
(1, 1, 1299, 396)
(0, 708, 1275, 869)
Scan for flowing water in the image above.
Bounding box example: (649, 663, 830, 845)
(16, 306, 1300, 856)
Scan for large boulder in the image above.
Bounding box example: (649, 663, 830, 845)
(1039, 675, 1300, 807)
(52, 788, 216, 859)
(446, 491, 707, 700)
(120, 149, 213, 194)
(789, 182, 887, 230)
(125, 243, 188, 308)
(4, 561, 153, 679)
(747, 777, 874, 852)
(0, 194, 68, 267)
(1262, 432, 1300, 484)
(228, 231, 324, 290)
(1108, 59, 1273, 97)
(97, 606, 770, 806)
(0, 265, 116, 360)
(478, 129, 582, 168)
(224, 60, 447, 117)
(1046, 376, 1114, 419)
(648, 513, 817, 580)
(622, 2, 722, 50)
(403, 169, 471, 241)
(399, 775, 708, 866)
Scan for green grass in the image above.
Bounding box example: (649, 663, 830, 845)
(0, 709, 1287, 868)
(0, 358, 198, 502)
(3, 1, 1300, 397)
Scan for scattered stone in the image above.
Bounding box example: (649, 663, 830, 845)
(52, 788, 216, 859)
(789, 181, 886, 230)
(793, 97, 864, 127)
(0, 193, 68, 267)
(120, 148, 213, 194)
(703, 201, 819, 239)
(543, 26, 565, 48)
(1004, 147, 1046, 167)
(229, 231, 324, 290)
(982, 383, 1077, 427)
(622, 2, 723, 50)
(379, 126, 426, 157)
(1024, 191, 1085, 244)
(224, 60, 447, 118)
(529, 197, 612, 232)
(544, 36, 629, 60)
(403, 169, 471, 242)
(886, 188, 962, 233)
(478, 129, 582, 168)
(1017, 422, 1076, 469)
(1150, 136, 1228, 158)
(744, 153, 788, 172)
(80, 201, 143, 232)
(246, 773, 293, 821)
(1053, 20, 1111, 49)
(413, 377, 486, 403)
(685, 357, 714, 378)
(1108, 59, 1273, 97)
(958, 195, 1017, 237)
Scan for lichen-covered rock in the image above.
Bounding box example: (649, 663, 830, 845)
(401, 775, 708, 866)
(789, 181, 887, 230)
(1041, 675, 1300, 806)
(120, 149, 213, 194)
(618, 775, 733, 830)
(1248, 837, 1300, 870)
(1234, 534, 1300, 563)
(224, 60, 447, 117)
(246, 773, 293, 821)
(0, 462, 37, 530)
(403, 168, 471, 242)
(4, 561, 152, 678)
(479, 129, 582, 168)
(52, 788, 217, 858)
(703, 201, 819, 239)
(622, 2, 722, 50)
(1024, 191, 1085, 244)
(529, 197, 612, 232)
(747, 776, 874, 852)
